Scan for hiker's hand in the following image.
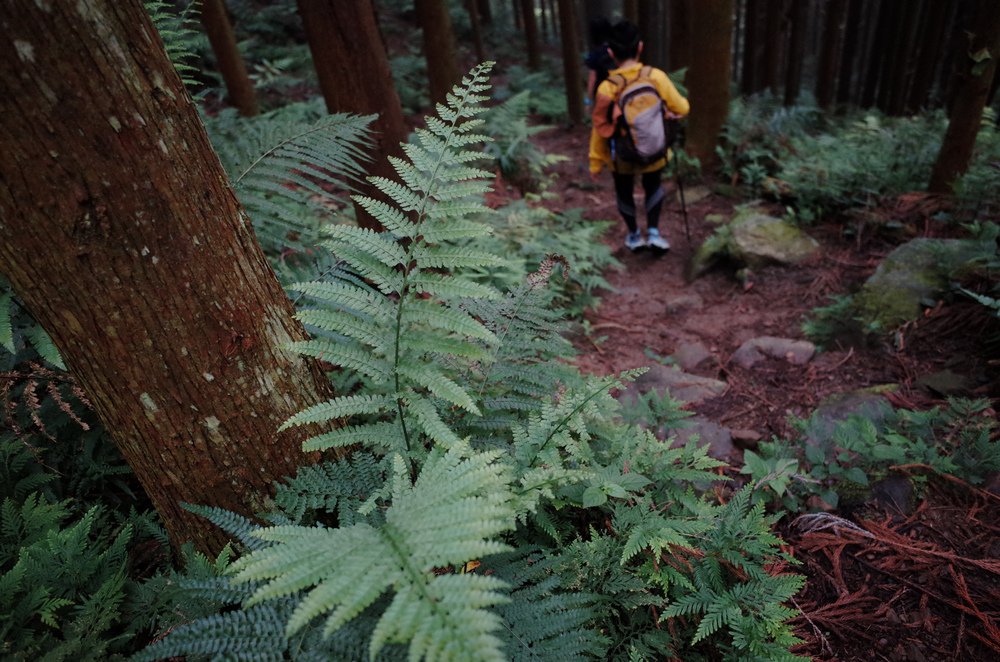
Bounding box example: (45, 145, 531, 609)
(666, 111, 683, 120)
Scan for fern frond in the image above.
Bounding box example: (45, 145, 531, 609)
(288, 339, 391, 382)
(229, 443, 514, 660)
(288, 280, 395, 322)
(184, 504, 269, 552)
(397, 365, 479, 415)
(302, 422, 406, 454)
(280, 394, 393, 430)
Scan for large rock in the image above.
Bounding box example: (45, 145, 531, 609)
(854, 238, 993, 329)
(672, 341, 713, 371)
(729, 210, 820, 268)
(618, 364, 727, 407)
(731, 336, 816, 369)
(687, 206, 819, 279)
(803, 390, 894, 448)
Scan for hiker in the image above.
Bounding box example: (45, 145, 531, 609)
(583, 18, 614, 103)
(589, 20, 689, 253)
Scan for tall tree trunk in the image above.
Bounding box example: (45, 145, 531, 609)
(520, 0, 543, 69)
(637, 0, 667, 70)
(886, 0, 925, 115)
(874, 0, 904, 111)
(686, 0, 734, 166)
(414, 0, 462, 104)
(539, 0, 549, 41)
(906, 0, 952, 110)
(783, 0, 808, 105)
(296, 0, 409, 232)
(478, 0, 493, 24)
(513, 0, 523, 30)
(760, 0, 785, 95)
(860, 0, 891, 107)
(0, 0, 340, 555)
(741, 0, 761, 95)
(929, 0, 1000, 192)
(558, 0, 584, 124)
(668, 0, 692, 73)
(835, 0, 863, 105)
(200, 0, 259, 116)
(816, 0, 848, 109)
(466, 0, 487, 63)
(624, 0, 639, 24)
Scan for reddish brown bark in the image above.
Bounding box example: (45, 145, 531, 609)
(200, 0, 259, 116)
(557, 0, 583, 124)
(295, 0, 409, 231)
(0, 0, 340, 554)
(414, 0, 462, 103)
(929, 0, 1000, 192)
(686, 0, 734, 166)
(519, 0, 542, 70)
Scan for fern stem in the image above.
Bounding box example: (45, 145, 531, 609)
(234, 124, 349, 185)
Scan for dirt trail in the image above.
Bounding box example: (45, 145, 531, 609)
(527, 124, 901, 440)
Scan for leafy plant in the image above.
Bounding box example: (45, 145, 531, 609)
(482, 91, 567, 193)
(139, 65, 806, 662)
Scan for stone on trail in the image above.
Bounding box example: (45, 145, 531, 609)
(618, 364, 727, 407)
(803, 390, 894, 448)
(663, 293, 704, 315)
(731, 336, 816, 369)
(664, 416, 736, 461)
(671, 341, 713, 371)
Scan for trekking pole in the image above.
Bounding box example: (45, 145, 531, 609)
(667, 119, 691, 245)
(676, 156, 691, 245)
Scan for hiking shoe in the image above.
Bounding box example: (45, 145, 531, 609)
(624, 231, 646, 251)
(647, 228, 670, 252)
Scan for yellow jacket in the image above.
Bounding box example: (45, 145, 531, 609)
(589, 63, 690, 175)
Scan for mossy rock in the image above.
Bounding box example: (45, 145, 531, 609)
(854, 238, 994, 329)
(687, 206, 819, 279)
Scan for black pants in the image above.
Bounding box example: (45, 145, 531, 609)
(612, 170, 665, 234)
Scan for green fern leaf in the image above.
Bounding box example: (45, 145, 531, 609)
(398, 365, 479, 415)
(25, 326, 65, 370)
(280, 394, 393, 430)
(409, 273, 500, 300)
(401, 300, 496, 342)
(0, 292, 14, 354)
(288, 339, 391, 382)
(351, 196, 417, 238)
(230, 443, 513, 660)
(294, 309, 387, 351)
(322, 225, 407, 269)
(302, 422, 406, 454)
(289, 281, 396, 323)
(406, 395, 464, 449)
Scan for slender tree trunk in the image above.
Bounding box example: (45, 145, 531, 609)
(0, 0, 341, 555)
(686, 0, 734, 166)
(741, 0, 760, 95)
(558, 0, 584, 124)
(861, 0, 891, 107)
(929, 0, 1000, 192)
(886, 0, 925, 115)
(296, 0, 409, 232)
(478, 0, 493, 24)
(624, 0, 639, 24)
(513, 0, 523, 30)
(836, 0, 863, 105)
(783, 0, 807, 105)
(520, 0, 543, 69)
(875, 0, 904, 111)
(816, 0, 848, 109)
(636, 0, 667, 71)
(466, 0, 487, 63)
(759, 0, 785, 95)
(414, 0, 462, 104)
(668, 0, 692, 73)
(539, 0, 549, 41)
(906, 0, 952, 110)
(200, 0, 259, 116)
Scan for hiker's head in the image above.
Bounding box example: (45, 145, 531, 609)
(607, 20, 642, 62)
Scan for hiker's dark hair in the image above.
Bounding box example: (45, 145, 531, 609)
(588, 17, 612, 48)
(607, 20, 640, 60)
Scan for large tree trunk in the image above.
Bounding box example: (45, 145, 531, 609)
(465, 0, 487, 64)
(668, 0, 692, 73)
(686, 0, 734, 166)
(557, 0, 583, 124)
(836, 0, 863, 105)
(637, 0, 667, 71)
(295, 0, 409, 231)
(929, 0, 1000, 192)
(519, 0, 543, 70)
(414, 0, 462, 103)
(200, 0, 259, 116)
(0, 0, 340, 554)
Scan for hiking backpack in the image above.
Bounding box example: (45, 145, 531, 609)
(608, 66, 676, 166)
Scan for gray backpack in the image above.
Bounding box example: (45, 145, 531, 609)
(608, 66, 670, 165)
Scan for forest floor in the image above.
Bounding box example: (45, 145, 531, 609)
(496, 123, 1000, 661)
